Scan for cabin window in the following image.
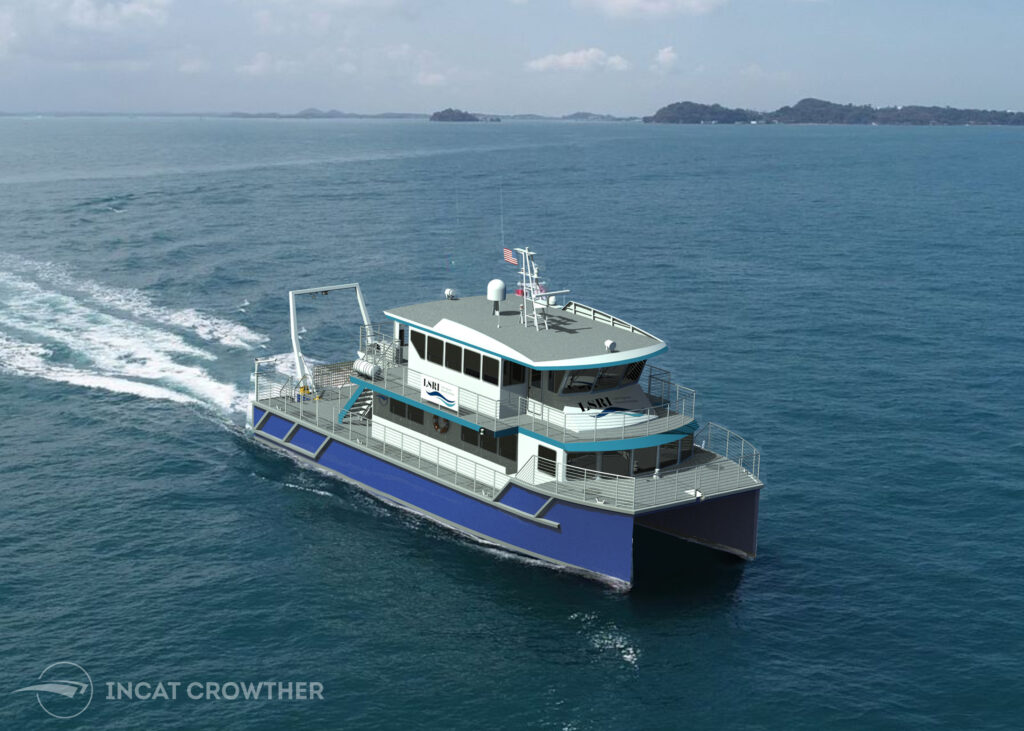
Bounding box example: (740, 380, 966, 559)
(547, 370, 565, 393)
(389, 398, 407, 419)
(503, 361, 526, 386)
(498, 435, 518, 462)
(622, 360, 647, 385)
(530, 368, 542, 388)
(595, 365, 627, 392)
(407, 404, 424, 425)
(445, 342, 462, 372)
(633, 446, 658, 474)
(562, 369, 599, 394)
(427, 336, 444, 365)
(538, 446, 557, 476)
(410, 330, 425, 359)
(461, 425, 477, 445)
(463, 349, 481, 378)
(482, 356, 500, 385)
(480, 429, 498, 453)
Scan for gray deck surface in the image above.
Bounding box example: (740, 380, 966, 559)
(384, 296, 664, 364)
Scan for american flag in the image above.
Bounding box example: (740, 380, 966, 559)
(502, 248, 518, 265)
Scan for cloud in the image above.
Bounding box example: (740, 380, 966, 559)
(64, 0, 171, 31)
(236, 51, 299, 76)
(178, 57, 208, 74)
(573, 0, 727, 17)
(415, 71, 446, 86)
(0, 10, 16, 56)
(526, 48, 630, 72)
(650, 45, 677, 73)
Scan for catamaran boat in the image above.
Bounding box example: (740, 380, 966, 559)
(248, 248, 762, 587)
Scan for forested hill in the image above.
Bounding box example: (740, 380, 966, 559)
(644, 98, 1024, 125)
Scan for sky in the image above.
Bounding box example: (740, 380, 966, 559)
(0, 0, 1021, 116)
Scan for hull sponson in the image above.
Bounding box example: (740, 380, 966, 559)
(252, 413, 634, 583)
(635, 489, 760, 559)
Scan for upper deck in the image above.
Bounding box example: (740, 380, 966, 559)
(384, 296, 666, 369)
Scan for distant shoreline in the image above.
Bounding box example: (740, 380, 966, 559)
(2, 98, 1023, 126)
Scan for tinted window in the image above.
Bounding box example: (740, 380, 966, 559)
(464, 349, 481, 378)
(503, 361, 526, 386)
(562, 369, 598, 394)
(389, 398, 407, 419)
(498, 435, 518, 462)
(427, 336, 444, 365)
(482, 356, 499, 385)
(410, 330, 425, 359)
(547, 370, 565, 392)
(538, 445, 557, 476)
(595, 365, 627, 391)
(461, 425, 477, 445)
(622, 360, 646, 385)
(530, 369, 541, 387)
(445, 342, 462, 372)
(407, 405, 424, 425)
(480, 429, 497, 453)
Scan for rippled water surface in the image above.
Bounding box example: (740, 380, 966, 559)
(1, 118, 1022, 729)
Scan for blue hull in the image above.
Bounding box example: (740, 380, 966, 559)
(251, 407, 636, 584)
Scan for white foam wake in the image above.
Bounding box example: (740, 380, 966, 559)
(0, 334, 198, 405)
(7, 257, 268, 350)
(0, 271, 246, 412)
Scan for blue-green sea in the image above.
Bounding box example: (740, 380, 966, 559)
(1, 117, 1022, 729)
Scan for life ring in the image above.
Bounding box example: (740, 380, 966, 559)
(433, 415, 450, 434)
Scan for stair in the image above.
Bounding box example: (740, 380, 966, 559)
(349, 390, 374, 420)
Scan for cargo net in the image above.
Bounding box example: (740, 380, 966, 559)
(313, 361, 355, 391)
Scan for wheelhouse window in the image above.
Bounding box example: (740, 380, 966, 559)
(547, 370, 565, 393)
(410, 330, 426, 359)
(445, 342, 462, 372)
(622, 360, 647, 385)
(595, 365, 627, 391)
(463, 349, 481, 378)
(482, 355, 500, 385)
(562, 369, 599, 394)
(426, 336, 444, 365)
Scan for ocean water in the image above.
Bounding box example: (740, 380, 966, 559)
(0, 117, 1021, 729)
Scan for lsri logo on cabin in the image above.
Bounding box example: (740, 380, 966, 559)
(421, 376, 458, 411)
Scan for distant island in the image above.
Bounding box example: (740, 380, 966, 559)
(645, 98, 1024, 125)
(429, 108, 503, 122)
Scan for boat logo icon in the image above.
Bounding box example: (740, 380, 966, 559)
(590, 406, 637, 418)
(11, 661, 93, 719)
(425, 390, 456, 408)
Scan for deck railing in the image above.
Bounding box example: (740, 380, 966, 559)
(694, 422, 761, 479)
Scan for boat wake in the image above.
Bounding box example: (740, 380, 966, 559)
(0, 264, 261, 415)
